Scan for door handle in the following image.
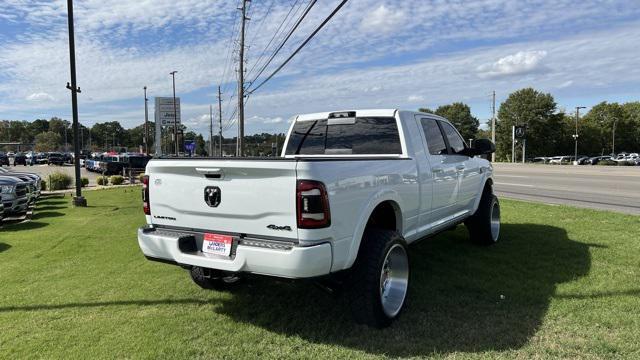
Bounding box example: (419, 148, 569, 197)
(432, 166, 443, 173)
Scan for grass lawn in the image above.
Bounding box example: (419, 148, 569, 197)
(1, 188, 639, 359)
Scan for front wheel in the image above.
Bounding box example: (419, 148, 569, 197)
(347, 229, 409, 328)
(189, 266, 242, 291)
(465, 191, 500, 245)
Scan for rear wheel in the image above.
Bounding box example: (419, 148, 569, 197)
(465, 188, 500, 245)
(189, 266, 242, 291)
(347, 229, 409, 328)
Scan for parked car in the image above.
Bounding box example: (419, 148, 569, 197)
(0, 153, 9, 166)
(137, 109, 499, 328)
(576, 156, 591, 165)
(13, 153, 27, 166)
(0, 168, 41, 200)
(531, 157, 548, 163)
(47, 152, 65, 166)
(0, 175, 29, 215)
(548, 156, 563, 164)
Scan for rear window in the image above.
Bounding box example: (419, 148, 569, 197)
(285, 117, 402, 155)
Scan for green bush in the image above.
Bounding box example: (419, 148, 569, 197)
(97, 176, 109, 186)
(110, 175, 124, 185)
(81, 177, 89, 187)
(48, 173, 72, 190)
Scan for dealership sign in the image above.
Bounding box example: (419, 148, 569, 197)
(154, 97, 181, 126)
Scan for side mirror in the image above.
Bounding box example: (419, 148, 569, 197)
(470, 139, 495, 155)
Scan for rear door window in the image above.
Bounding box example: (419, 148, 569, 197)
(285, 117, 402, 155)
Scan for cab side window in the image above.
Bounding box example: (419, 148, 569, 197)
(420, 118, 447, 155)
(439, 121, 466, 155)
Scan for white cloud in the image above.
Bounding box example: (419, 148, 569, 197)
(558, 80, 574, 89)
(26, 92, 54, 101)
(477, 50, 548, 79)
(360, 4, 404, 34)
(407, 95, 424, 103)
(248, 115, 283, 124)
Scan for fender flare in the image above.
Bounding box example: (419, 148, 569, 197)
(471, 176, 494, 215)
(344, 189, 403, 270)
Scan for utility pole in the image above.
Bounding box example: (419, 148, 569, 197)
(237, 0, 249, 157)
(209, 104, 214, 156)
(574, 106, 585, 165)
(65, 0, 86, 207)
(144, 86, 149, 156)
(218, 85, 223, 157)
(170, 71, 178, 156)
(491, 90, 496, 162)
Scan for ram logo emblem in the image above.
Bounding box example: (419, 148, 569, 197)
(204, 186, 221, 207)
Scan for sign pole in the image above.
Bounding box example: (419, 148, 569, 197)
(511, 126, 515, 163)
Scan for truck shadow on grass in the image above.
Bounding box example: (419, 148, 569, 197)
(0, 243, 11, 253)
(214, 223, 592, 357)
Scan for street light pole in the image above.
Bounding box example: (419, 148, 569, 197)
(65, 0, 86, 207)
(170, 71, 178, 156)
(574, 106, 585, 165)
(144, 86, 149, 156)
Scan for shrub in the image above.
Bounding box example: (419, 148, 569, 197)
(81, 177, 89, 187)
(97, 176, 109, 186)
(48, 172, 73, 190)
(110, 175, 124, 185)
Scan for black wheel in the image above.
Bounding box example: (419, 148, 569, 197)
(465, 188, 501, 245)
(189, 266, 242, 291)
(347, 229, 409, 328)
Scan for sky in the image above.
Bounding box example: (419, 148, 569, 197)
(0, 0, 639, 137)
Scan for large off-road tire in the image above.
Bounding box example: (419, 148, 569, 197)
(189, 266, 242, 291)
(465, 188, 501, 246)
(347, 229, 409, 328)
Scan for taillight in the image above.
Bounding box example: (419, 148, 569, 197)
(296, 180, 330, 229)
(142, 175, 150, 215)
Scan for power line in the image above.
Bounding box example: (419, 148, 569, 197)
(218, 0, 242, 90)
(245, 0, 302, 80)
(248, 0, 350, 95)
(245, 0, 276, 55)
(247, 0, 317, 88)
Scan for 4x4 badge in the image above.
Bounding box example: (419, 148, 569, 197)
(204, 186, 221, 207)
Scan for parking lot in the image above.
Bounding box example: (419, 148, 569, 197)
(5, 164, 102, 186)
(494, 163, 640, 214)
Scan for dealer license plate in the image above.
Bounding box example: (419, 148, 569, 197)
(202, 233, 233, 257)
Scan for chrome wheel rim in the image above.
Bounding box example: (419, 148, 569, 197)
(490, 200, 501, 242)
(379, 244, 409, 318)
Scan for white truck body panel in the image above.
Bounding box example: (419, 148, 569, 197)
(138, 109, 493, 278)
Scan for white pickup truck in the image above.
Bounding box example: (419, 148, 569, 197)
(138, 109, 499, 327)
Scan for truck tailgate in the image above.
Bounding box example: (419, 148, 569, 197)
(146, 159, 298, 239)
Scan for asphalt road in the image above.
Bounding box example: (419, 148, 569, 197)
(493, 163, 640, 215)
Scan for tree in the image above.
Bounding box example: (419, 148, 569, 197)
(496, 88, 559, 161)
(581, 101, 639, 155)
(91, 121, 126, 151)
(433, 102, 479, 141)
(34, 131, 62, 152)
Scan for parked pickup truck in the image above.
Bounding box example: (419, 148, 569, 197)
(138, 109, 499, 327)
